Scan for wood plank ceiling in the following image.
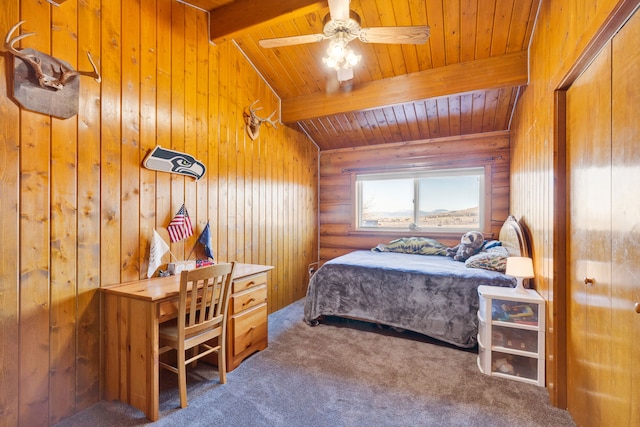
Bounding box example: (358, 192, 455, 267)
(180, 0, 540, 150)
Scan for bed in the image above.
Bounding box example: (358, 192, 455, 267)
(303, 215, 529, 348)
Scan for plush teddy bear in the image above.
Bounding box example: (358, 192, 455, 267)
(446, 230, 485, 261)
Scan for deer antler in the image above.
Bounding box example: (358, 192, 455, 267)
(58, 51, 101, 85)
(244, 100, 279, 140)
(4, 21, 62, 90)
(246, 100, 279, 128)
(4, 20, 101, 91)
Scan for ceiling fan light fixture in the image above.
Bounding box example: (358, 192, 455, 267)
(322, 36, 361, 74)
(259, 5, 430, 83)
(345, 50, 361, 67)
(327, 39, 347, 58)
(322, 56, 339, 69)
(336, 67, 354, 82)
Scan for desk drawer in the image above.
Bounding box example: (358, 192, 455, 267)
(158, 300, 178, 323)
(231, 303, 267, 357)
(233, 273, 267, 293)
(157, 290, 211, 324)
(232, 284, 267, 313)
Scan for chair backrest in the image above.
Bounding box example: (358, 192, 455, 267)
(178, 262, 235, 340)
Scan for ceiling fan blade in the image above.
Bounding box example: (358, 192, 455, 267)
(259, 33, 326, 48)
(358, 26, 431, 44)
(328, 0, 350, 22)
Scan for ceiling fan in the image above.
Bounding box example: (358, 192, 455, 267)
(258, 0, 430, 81)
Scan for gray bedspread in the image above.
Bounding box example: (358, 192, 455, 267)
(303, 250, 516, 348)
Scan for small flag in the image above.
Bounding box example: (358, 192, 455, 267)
(147, 229, 170, 278)
(167, 204, 194, 243)
(198, 222, 214, 260)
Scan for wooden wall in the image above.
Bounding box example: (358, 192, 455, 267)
(0, 0, 318, 425)
(509, 0, 637, 409)
(319, 131, 511, 264)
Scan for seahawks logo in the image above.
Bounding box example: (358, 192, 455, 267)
(143, 146, 206, 181)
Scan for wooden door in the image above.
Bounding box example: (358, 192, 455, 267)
(566, 8, 640, 426)
(566, 41, 613, 427)
(610, 9, 640, 426)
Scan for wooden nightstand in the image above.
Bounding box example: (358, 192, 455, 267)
(477, 285, 545, 386)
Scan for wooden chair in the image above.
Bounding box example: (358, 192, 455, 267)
(158, 262, 235, 408)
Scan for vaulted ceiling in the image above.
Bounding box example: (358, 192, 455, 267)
(180, 0, 540, 151)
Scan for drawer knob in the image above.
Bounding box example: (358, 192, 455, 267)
(584, 277, 595, 286)
(635, 302, 640, 314)
(243, 298, 256, 306)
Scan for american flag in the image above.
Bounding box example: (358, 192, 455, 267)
(167, 204, 194, 243)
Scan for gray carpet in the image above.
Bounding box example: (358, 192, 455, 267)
(56, 299, 575, 426)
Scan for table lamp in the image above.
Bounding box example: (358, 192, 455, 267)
(505, 256, 534, 294)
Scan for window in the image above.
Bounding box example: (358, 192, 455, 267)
(355, 167, 486, 232)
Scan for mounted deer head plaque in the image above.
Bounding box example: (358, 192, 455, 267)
(4, 21, 101, 119)
(243, 100, 278, 140)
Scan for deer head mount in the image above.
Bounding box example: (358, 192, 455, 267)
(243, 100, 278, 140)
(3, 21, 101, 119)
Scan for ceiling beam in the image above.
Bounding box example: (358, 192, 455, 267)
(281, 50, 529, 123)
(206, 0, 327, 45)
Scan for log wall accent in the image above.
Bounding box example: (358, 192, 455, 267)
(509, 0, 638, 409)
(319, 131, 511, 264)
(0, 0, 318, 425)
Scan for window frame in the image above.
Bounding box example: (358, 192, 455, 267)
(350, 165, 493, 237)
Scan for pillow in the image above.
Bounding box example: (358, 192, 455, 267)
(465, 246, 509, 272)
(372, 237, 448, 256)
(482, 240, 502, 250)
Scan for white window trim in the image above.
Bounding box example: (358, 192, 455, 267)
(350, 165, 492, 235)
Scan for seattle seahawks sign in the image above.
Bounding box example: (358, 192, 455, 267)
(143, 146, 206, 181)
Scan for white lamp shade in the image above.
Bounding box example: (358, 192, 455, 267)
(505, 256, 534, 279)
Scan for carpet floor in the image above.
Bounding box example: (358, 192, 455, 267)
(56, 298, 575, 426)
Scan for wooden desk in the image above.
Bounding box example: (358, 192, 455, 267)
(102, 263, 273, 421)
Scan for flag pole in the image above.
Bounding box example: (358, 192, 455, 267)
(186, 220, 208, 261)
(154, 228, 180, 262)
(186, 238, 199, 261)
(168, 248, 180, 262)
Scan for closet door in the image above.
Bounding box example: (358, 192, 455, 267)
(611, 9, 640, 426)
(566, 8, 640, 426)
(566, 42, 612, 427)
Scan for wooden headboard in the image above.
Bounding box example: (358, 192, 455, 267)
(498, 215, 529, 258)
